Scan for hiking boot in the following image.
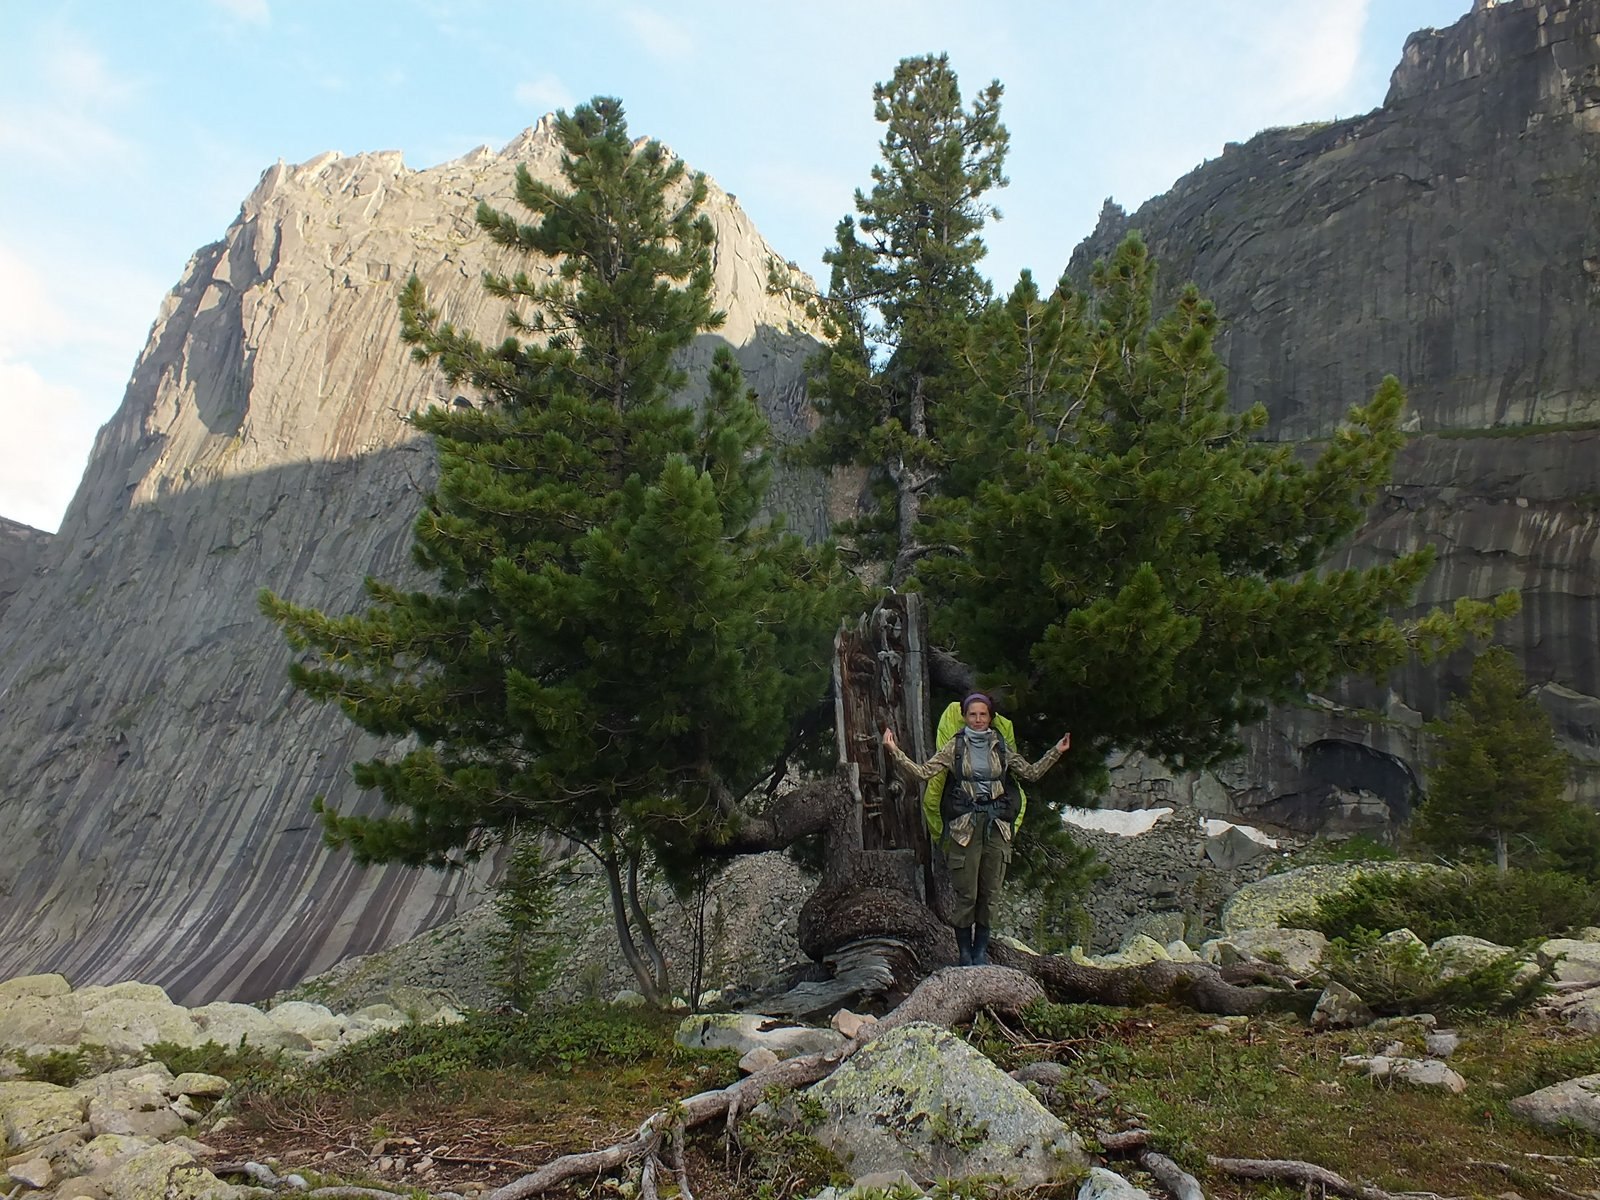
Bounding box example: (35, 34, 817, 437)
(954, 925, 974, 967)
(972, 925, 991, 965)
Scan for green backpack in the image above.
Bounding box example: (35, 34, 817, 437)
(920, 701, 1028, 839)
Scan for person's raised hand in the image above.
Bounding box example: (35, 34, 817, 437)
(1056, 732, 1072, 753)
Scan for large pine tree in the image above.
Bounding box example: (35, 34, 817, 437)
(261, 99, 851, 1003)
(793, 53, 1009, 586)
(920, 237, 1518, 811)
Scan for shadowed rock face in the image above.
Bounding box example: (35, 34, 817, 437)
(0, 118, 825, 1002)
(1079, 0, 1600, 829)
(0, 518, 49, 624)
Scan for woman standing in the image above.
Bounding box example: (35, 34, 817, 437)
(883, 693, 1070, 966)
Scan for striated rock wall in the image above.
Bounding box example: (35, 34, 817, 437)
(0, 118, 826, 1003)
(1078, 0, 1600, 829)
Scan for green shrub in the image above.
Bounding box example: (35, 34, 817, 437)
(308, 1005, 712, 1092)
(1319, 931, 1552, 1016)
(144, 1038, 284, 1083)
(12, 1044, 119, 1086)
(1287, 865, 1600, 945)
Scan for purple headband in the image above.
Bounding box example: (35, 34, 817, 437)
(961, 692, 992, 714)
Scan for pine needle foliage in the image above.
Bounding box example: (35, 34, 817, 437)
(792, 53, 1010, 584)
(917, 236, 1519, 805)
(1413, 646, 1578, 872)
(261, 101, 851, 987)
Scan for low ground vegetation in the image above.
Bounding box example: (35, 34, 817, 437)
(119, 1002, 1598, 1199)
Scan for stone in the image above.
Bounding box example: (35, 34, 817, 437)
(1106, 935, 1170, 967)
(1431, 936, 1517, 978)
(610, 990, 647, 1009)
(102, 1143, 239, 1200)
(0, 1081, 89, 1152)
(0, 976, 71, 1003)
(1204, 826, 1268, 871)
(1201, 928, 1327, 976)
(169, 1075, 228, 1100)
(781, 1022, 1086, 1188)
(1164, 940, 1199, 963)
(76, 999, 200, 1055)
(0, 995, 86, 1050)
(1377, 929, 1427, 953)
(738, 1047, 780, 1075)
(1424, 1030, 1461, 1058)
(1509, 1074, 1600, 1135)
(69, 1133, 158, 1178)
(1311, 981, 1373, 1031)
(1538, 939, 1600, 984)
(1345, 1055, 1467, 1094)
(188, 1003, 310, 1053)
(263, 1002, 344, 1044)
(1079, 1167, 1154, 1200)
(57, 1181, 109, 1200)
(830, 1010, 874, 1040)
(7, 1157, 53, 1189)
(675, 1013, 845, 1060)
(1219, 863, 1442, 933)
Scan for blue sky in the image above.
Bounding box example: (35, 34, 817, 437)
(0, 0, 1469, 533)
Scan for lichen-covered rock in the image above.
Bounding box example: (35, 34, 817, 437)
(1311, 981, 1373, 1031)
(1201, 928, 1327, 976)
(188, 1002, 309, 1053)
(0, 976, 71, 1003)
(1344, 1054, 1467, 1094)
(1219, 863, 1442, 933)
(1509, 1074, 1600, 1135)
(0, 1080, 88, 1152)
(782, 1022, 1086, 1189)
(1079, 1167, 1155, 1200)
(77, 999, 201, 1055)
(1430, 935, 1515, 978)
(262, 1002, 343, 1045)
(102, 1143, 238, 1200)
(675, 1013, 844, 1059)
(68, 1133, 159, 1178)
(168, 1075, 228, 1100)
(5, 1156, 54, 1189)
(1538, 938, 1600, 983)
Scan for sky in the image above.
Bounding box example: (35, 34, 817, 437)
(0, 0, 1471, 534)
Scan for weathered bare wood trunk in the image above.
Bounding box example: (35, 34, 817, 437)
(799, 595, 957, 983)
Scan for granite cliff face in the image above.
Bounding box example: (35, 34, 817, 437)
(1087, 0, 1600, 827)
(0, 518, 49, 625)
(0, 118, 824, 1002)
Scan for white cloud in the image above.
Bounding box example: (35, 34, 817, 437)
(622, 7, 694, 62)
(514, 73, 574, 116)
(0, 37, 137, 167)
(1239, 1, 1371, 117)
(210, 0, 270, 25)
(0, 356, 98, 532)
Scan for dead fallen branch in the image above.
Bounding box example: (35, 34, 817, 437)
(1207, 1155, 1456, 1200)
(1142, 1151, 1206, 1200)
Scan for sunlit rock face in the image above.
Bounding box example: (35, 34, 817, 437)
(1076, 0, 1600, 828)
(0, 118, 826, 1003)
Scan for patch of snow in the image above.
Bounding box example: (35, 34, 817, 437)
(1062, 806, 1174, 836)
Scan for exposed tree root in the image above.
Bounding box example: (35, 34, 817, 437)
(990, 942, 1312, 1015)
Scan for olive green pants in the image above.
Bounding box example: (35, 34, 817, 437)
(944, 815, 1012, 928)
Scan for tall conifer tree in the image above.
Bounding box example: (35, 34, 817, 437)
(262, 100, 850, 1002)
(796, 54, 1009, 586)
(921, 236, 1517, 808)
